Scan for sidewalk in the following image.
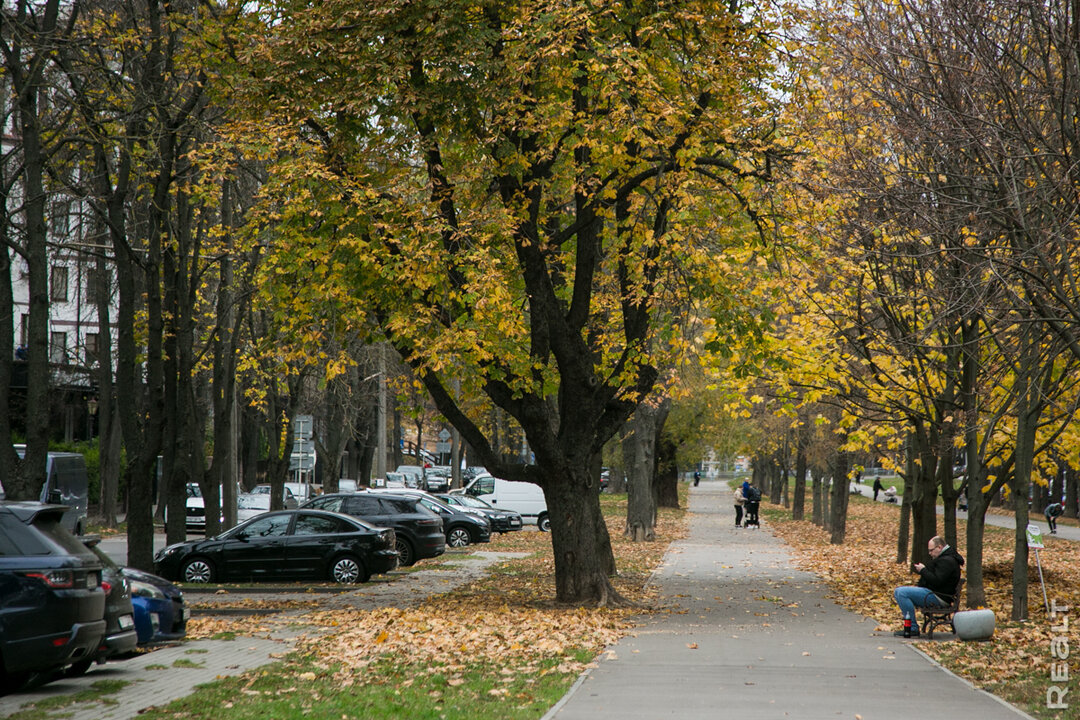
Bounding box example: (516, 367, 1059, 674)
(544, 482, 1032, 720)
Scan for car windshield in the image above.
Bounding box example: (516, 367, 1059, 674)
(453, 495, 492, 510)
(238, 495, 269, 509)
(186, 484, 202, 498)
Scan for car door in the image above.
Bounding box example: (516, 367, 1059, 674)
(284, 512, 351, 580)
(220, 513, 292, 580)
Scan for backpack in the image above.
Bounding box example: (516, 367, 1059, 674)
(747, 486, 761, 502)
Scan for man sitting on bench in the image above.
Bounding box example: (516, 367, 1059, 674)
(892, 535, 964, 638)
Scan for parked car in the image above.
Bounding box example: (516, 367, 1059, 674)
(0, 502, 106, 692)
(301, 493, 445, 566)
(367, 489, 490, 547)
(154, 509, 398, 584)
(458, 473, 550, 531)
(422, 467, 451, 493)
(122, 567, 187, 644)
(285, 482, 317, 504)
(337, 479, 360, 493)
(236, 493, 277, 523)
(12, 445, 90, 534)
(248, 484, 299, 509)
(371, 472, 408, 489)
(394, 465, 425, 489)
(434, 493, 523, 534)
(76, 537, 138, 675)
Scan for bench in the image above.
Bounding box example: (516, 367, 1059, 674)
(920, 578, 964, 639)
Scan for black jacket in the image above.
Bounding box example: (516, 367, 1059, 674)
(917, 545, 964, 602)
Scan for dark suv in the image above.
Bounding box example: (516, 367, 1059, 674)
(301, 493, 445, 566)
(0, 502, 106, 692)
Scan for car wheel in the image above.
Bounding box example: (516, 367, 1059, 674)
(182, 557, 215, 583)
(65, 659, 94, 678)
(537, 513, 551, 532)
(330, 555, 368, 584)
(447, 527, 471, 548)
(395, 537, 416, 566)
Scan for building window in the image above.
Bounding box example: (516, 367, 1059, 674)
(50, 200, 70, 237)
(85, 268, 106, 303)
(85, 333, 99, 364)
(50, 331, 67, 364)
(50, 265, 69, 302)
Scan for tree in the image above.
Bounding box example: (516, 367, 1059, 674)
(221, 1, 786, 603)
(0, 0, 66, 500)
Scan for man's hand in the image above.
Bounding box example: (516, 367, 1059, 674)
(913, 562, 925, 572)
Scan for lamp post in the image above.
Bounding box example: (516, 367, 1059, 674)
(86, 396, 98, 440)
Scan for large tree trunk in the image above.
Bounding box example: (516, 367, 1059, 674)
(811, 469, 823, 526)
(622, 403, 660, 542)
(3, 1, 59, 501)
(792, 445, 807, 520)
(654, 403, 678, 509)
(908, 425, 939, 569)
(829, 451, 850, 544)
(1011, 358, 1039, 621)
(547, 465, 618, 600)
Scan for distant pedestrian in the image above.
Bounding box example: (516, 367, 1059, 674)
(873, 477, 884, 502)
(742, 481, 761, 528)
(1045, 502, 1064, 534)
(693, 471, 701, 487)
(733, 484, 745, 527)
(14, 344, 27, 361)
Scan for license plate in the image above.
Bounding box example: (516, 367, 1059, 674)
(118, 614, 135, 630)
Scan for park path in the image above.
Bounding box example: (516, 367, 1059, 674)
(543, 481, 1034, 720)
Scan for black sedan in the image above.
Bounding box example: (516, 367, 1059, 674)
(434, 493, 523, 533)
(153, 510, 398, 585)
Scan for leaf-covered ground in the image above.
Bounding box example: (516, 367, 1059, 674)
(765, 496, 1079, 719)
(182, 494, 687, 702)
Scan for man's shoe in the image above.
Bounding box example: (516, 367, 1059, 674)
(893, 628, 920, 638)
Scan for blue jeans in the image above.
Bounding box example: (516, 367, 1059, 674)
(893, 586, 946, 620)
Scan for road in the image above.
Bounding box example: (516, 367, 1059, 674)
(848, 481, 1080, 542)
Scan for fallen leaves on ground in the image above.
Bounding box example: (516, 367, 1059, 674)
(190, 493, 688, 691)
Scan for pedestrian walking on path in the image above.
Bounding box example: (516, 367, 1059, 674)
(732, 483, 745, 527)
(544, 484, 1031, 720)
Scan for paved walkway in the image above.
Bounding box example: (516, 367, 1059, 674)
(544, 482, 1032, 720)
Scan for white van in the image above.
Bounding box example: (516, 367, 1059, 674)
(460, 474, 549, 531)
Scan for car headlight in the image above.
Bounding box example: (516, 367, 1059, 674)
(131, 579, 167, 600)
(155, 544, 185, 561)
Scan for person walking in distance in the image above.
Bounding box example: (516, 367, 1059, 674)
(873, 477, 884, 502)
(733, 483, 745, 527)
(742, 481, 761, 528)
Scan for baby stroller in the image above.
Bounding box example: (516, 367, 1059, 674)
(883, 486, 898, 504)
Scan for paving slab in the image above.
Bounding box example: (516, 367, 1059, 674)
(544, 482, 1033, 720)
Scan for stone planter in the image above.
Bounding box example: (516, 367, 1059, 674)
(953, 609, 995, 641)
